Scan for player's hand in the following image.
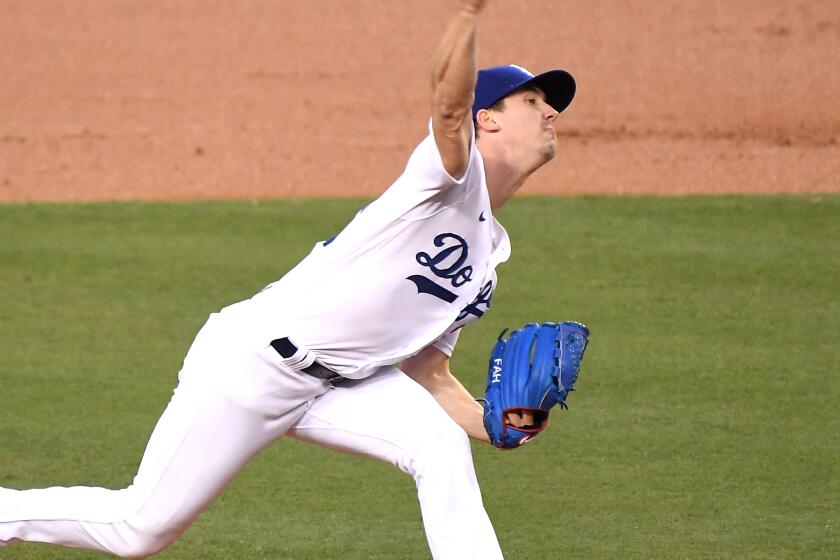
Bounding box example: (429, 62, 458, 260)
(459, 0, 487, 15)
(506, 410, 536, 428)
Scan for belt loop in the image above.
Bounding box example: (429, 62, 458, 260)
(269, 337, 345, 384)
(270, 337, 298, 359)
(269, 337, 314, 371)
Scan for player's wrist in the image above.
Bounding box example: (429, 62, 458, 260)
(457, 10, 482, 25)
(458, 0, 486, 16)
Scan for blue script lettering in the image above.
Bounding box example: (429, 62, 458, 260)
(415, 233, 473, 287)
(407, 232, 473, 303)
(456, 280, 493, 321)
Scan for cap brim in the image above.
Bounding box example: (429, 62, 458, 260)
(528, 69, 576, 114)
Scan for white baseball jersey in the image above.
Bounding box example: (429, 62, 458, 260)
(246, 122, 511, 379)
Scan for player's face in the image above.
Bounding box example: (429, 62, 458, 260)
(495, 88, 559, 163)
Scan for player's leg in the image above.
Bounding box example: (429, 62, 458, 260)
(0, 314, 325, 557)
(0, 382, 297, 556)
(288, 367, 503, 560)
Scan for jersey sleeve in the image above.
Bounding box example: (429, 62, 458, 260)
(385, 120, 480, 221)
(424, 119, 477, 185)
(430, 327, 462, 358)
(401, 119, 477, 191)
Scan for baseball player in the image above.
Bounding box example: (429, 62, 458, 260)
(0, 0, 577, 558)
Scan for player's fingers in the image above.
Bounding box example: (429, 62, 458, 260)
(506, 410, 537, 428)
(521, 410, 534, 427)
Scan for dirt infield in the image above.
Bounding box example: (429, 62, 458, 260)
(1, 1, 838, 202)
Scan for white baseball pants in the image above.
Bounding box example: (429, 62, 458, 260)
(0, 310, 503, 559)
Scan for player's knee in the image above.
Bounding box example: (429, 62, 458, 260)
(437, 419, 471, 452)
(111, 520, 183, 559)
(412, 417, 471, 473)
(436, 413, 471, 448)
(113, 531, 177, 559)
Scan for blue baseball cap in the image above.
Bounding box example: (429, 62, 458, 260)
(472, 65, 576, 120)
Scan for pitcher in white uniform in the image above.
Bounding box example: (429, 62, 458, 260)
(0, 1, 576, 558)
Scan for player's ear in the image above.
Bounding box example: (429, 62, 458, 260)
(475, 108, 501, 134)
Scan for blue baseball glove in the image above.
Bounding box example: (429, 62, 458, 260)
(483, 321, 590, 449)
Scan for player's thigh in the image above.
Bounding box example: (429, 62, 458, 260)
(288, 367, 468, 469)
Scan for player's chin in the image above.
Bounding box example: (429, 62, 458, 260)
(540, 141, 557, 161)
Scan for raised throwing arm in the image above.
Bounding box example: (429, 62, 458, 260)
(430, 0, 488, 178)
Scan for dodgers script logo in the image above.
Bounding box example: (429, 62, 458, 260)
(407, 233, 473, 303)
(441, 280, 495, 336)
(456, 279, 493, 322)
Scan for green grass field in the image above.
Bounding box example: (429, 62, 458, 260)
(1, 195, 838, 559)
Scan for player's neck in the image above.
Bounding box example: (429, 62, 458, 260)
(478, 137, 551, 210)
(481, 151, 534, 211)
